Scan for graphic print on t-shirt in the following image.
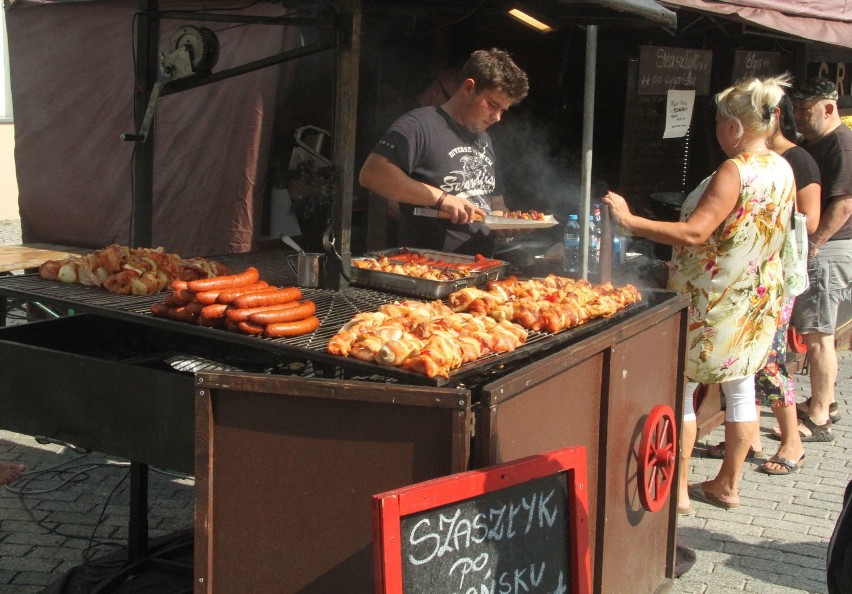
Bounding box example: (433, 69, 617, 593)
(442, 141, 495, 212)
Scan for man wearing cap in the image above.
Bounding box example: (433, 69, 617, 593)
(786, 77, 852, 442)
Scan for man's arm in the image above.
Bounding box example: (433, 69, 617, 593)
(359, 153, 486, 224)
(359, 153, 443, 206)
(810, 194, 852, 250)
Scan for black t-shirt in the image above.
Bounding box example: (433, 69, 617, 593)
(371, 106, 505, 256)
(803, 123, 852, 240)
(781, 145, 821, 191)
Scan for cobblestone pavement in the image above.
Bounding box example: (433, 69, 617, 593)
(0, 219, 850, 593)
(0, 219, 22, 245)
(672, 356, 852, 594)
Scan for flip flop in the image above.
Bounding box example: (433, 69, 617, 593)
(687, 482, 739, 510)
(705, 441, 768, 461)
(757, 454, 805, 476)
(797, 398, 841, 424)
(677, 503, 694, 516)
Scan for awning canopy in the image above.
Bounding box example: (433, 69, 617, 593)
(587, 0, 677, 28)
(661, 0, 852, 49)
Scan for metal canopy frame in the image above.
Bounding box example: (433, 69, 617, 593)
(127, 1, 354, 254)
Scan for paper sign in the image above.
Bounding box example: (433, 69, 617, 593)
(663, 89, 695, 138)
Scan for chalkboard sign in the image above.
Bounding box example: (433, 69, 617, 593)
(638, 45, 712, 95)
(372, 448, 591, 594)
(732, 50, 781, 82)
(618, 59, 688, 205)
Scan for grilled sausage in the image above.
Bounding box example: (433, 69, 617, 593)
(225, 300, 301, 323)
(150, 302, 171, 317)
(232, 287, 302, 310)
(194, 289, 222, 305)
(247, 300, 315, 325)
(166, 306, 197, 323)
(187, 267, 260, 292)
(173, 288, 198, 304)
(264, 316, 320, 338)
(183, 301, 204, 316)
(214, 281, 271, 304)
(164, 293, 190, 307)
(225, 320, 265, 335)
(200, 303, 230, 320)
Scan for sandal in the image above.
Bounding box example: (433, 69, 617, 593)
(688, 482, 739, 510)
(798, 413, 834, 442)
(757, 454, 805, 476)
(797, 398, 841, 424)
(770, 413, 835, 442)
(705, 441, 768, 461)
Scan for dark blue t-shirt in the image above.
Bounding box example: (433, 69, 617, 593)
(371, 106, 505, 255)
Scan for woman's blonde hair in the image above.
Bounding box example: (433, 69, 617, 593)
(715, 73, 793, 140)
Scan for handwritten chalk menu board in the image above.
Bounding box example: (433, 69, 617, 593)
(638, 45, 712, 95)
(372, 448, 591, 594)
(732, 51, 781, 82)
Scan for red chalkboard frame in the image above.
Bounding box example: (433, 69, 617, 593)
(372, 447, 592, 594)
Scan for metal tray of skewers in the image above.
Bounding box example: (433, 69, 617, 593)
(350, 247, 510, 299)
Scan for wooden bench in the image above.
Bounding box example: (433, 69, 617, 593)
(0, 242, 89, 274)
(0, 243, 90, 325)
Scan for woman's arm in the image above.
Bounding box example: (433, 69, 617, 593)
(603, 160, 740, 247)
(796, 182, 821, 234)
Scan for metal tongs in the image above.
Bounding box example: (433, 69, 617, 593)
(282, 235, 305, 254)
(412, 207, 557, 230)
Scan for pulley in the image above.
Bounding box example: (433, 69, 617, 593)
(122, 25, 220, 143)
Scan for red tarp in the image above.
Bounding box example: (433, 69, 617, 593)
(6, 0, 299, 256)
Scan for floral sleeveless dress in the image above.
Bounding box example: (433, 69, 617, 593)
(667, 152, 796, 384)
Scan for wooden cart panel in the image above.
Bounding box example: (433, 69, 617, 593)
(194, 372, 471, 593)
(476, 293, 688, 594)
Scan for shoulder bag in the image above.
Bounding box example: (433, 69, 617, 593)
(781, 202, 809, 298)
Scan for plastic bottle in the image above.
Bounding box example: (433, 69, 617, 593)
(563, 214, 581, 275)
(588, 215, 599, 274)
(593, 205, 603, 248)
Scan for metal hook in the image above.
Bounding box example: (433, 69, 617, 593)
(322, 223, 350, 282)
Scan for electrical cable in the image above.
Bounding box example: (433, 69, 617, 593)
(5, 454, 128, 562)
(4, 450, 194, 566)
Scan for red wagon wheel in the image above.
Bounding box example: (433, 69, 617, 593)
(638, 404, 677, 513)
(787, 326, 808, 354)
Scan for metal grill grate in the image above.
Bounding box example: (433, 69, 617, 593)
(0, 251, 649, 386)
(165, 354, 250, 374)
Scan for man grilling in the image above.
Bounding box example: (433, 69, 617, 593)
(359, 48, 529, 257)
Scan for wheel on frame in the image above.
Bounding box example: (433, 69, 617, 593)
(788, 326, 808, 354)
(637, 404, 677, 513)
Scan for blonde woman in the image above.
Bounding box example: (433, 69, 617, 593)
(604, 74, 796, 511)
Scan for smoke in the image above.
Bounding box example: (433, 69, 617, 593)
(495, 111, 607, 216)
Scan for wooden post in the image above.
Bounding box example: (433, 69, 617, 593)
(325, 0, 360, 290)
(129, 0, 159, 249)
